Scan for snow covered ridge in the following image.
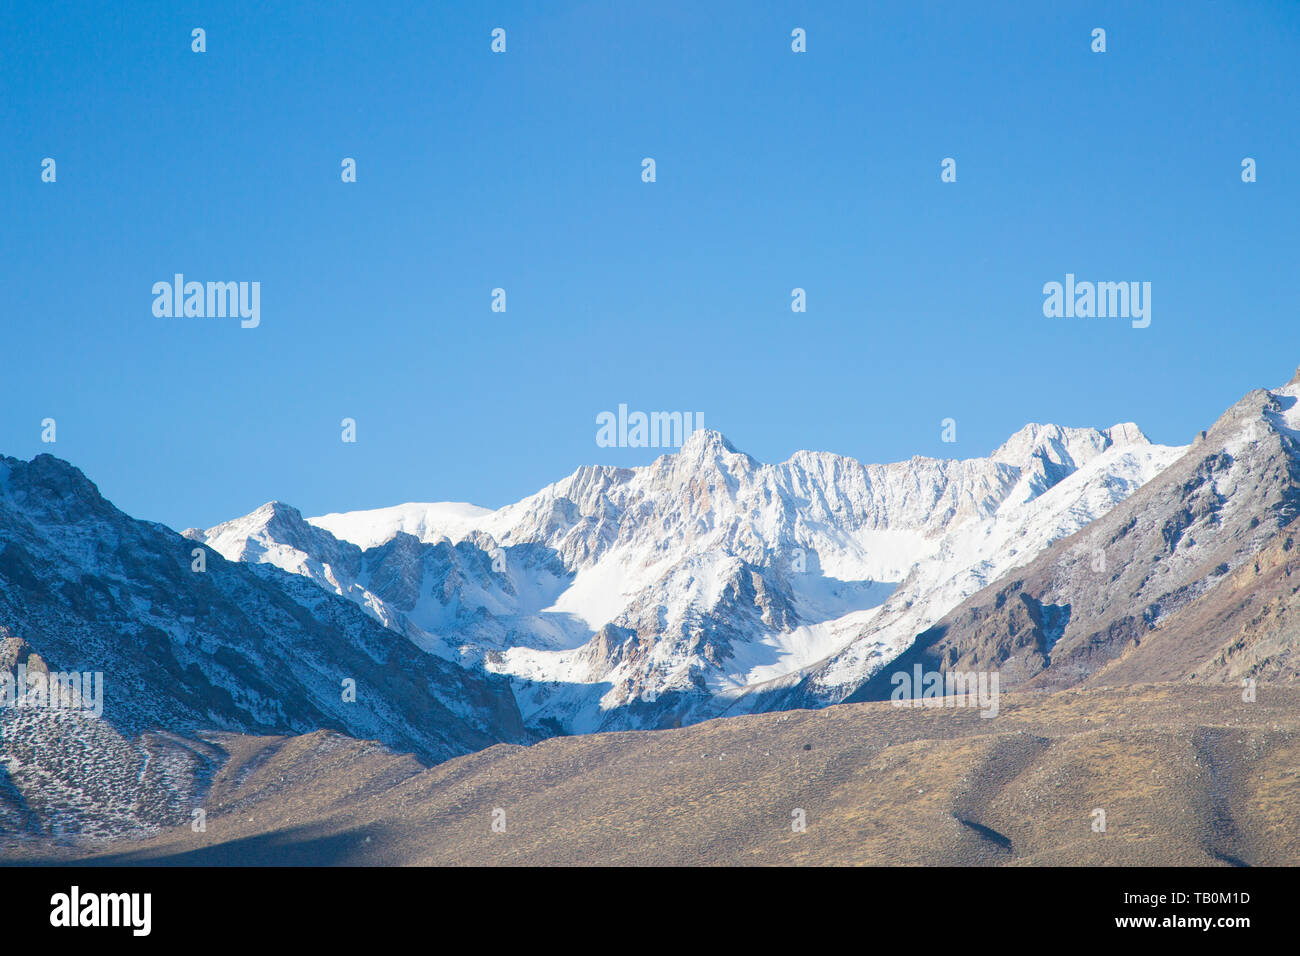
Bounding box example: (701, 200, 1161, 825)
(309, 502, 491, 552)
(195, 419, 1187, 734)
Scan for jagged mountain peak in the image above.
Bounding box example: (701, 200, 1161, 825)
(654, 428, 757, 476)
(989, 421, 1147, 469)
(269, 418, 1168, 560)
(680, 427, 738, 454)
(198, 496, 359, 569)
(0, 453, 112, 522)
(1103, 421, 1150, 445)
(252, 499, 302, 518)
(203, 498, 312, 540)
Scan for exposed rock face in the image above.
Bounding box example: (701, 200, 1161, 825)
(852, 378, 1300, 696)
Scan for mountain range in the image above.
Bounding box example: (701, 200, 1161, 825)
(188, 419, 1181, 733)
(4, 364, 1300, 849)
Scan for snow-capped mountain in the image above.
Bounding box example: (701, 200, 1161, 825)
(194, 421, 1184, 732)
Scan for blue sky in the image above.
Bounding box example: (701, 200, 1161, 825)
(2, 0, 1298, 530)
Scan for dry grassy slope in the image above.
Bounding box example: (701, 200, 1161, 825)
(9, 684, 1299, 866)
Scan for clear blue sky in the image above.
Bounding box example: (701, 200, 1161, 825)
(3, 0, 1298, 531)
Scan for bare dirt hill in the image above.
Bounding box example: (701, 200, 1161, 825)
(6, 684, 1297, 866)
